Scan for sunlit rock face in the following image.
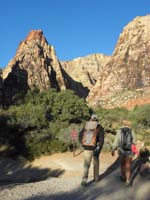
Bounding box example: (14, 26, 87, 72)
(61, 54, 111, 90)
(2, 30, 64, 91)
(87, 15, 150, 108)
(1, 15, 150, 108)
(1, 30, 89, 105)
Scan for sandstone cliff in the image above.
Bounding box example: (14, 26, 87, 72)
(61, 54, 111, 90)
(1, 15, 150, 109)
(2, 30, 65, 91)
(87, 15, 150, 108)
(1, 30, 89, 105)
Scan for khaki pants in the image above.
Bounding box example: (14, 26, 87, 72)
(82, 150, 99, 182)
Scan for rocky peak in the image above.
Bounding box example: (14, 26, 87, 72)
(2, 29, 66, 90)
(1, 15, 150, 109)
(87, 15, 150, 108)
(1, 30, 90, 105)
(113, 15, 150, 58)
(25, 30, 47, 43)
(1, 30, 67, 105)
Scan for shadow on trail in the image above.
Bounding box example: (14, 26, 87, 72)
(99, 156, 120, 180)
(24, 171, 150, 200)
(86, 156, 120, 186)
(130, 149, 150, 186)
(24, 156, 150, 200)
(0, 156, 65, 186)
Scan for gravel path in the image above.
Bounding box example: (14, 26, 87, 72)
(0, 152, 149, 200)
(0, 177, 82, 200)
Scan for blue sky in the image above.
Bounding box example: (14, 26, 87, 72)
(0, 0, 149, 67)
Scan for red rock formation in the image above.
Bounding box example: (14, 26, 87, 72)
(25, 30, 47, 43)
(1, 30, 88, 105)
(1, 15, 150, 108)
(87, 15, 150, 108)
(61, 54, 110, 90)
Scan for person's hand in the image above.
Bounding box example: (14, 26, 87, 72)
(111, 150, 115, 156)
(93, 146, 101, 156)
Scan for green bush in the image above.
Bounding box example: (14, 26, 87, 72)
(0, 89, 90, 159)
(25, 138, 68, 160)
(1, 91, 150, 159)
(130, 104, 150, 127)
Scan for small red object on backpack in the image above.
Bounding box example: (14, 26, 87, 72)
(131, 144, 139, 156)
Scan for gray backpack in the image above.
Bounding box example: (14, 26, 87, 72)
(120, 127, 132, 151)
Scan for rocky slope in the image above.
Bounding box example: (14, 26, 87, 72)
(1, 15, 150, 108)
(61, 54, 111, 90)
(87, 15, 150, 108)
(1, 30, 89, 105)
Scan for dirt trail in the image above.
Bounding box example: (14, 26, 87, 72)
(31, 150, 117, 178)
(0, 151, 149, 200)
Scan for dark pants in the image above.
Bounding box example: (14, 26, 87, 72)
(120, 155, 132, 181)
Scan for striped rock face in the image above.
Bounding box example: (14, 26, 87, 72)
(87, 15, 150, 108)
(1, 30, 89, 105)
(1, 15, 150, 109)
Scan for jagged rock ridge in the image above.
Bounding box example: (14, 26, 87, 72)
(87, 15, 150, 108)
(1, 15, 150, 108)
(61, 54, 111, 90)
(1, 30, 90, 105)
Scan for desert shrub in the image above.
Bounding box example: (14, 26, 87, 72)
(130, 104, 150, 128)
(1, 90, 150, 158)
(25, 138, 68, 160)
(102, 133, 115, 152)
(56, 123, 83, 151)
(22, 128, 68, 160)
(49, 140, 68, 153)
(0, 89, 90, 159)
(50, 90, 90, 123)
(95, 106, 129, 134)
(8, 103, 48, 129)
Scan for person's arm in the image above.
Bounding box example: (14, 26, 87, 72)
(78, 127, 84, 144)
(111, 129, 120, 156)
(97, 125, 104, 148)
(131, 129, 136, 144)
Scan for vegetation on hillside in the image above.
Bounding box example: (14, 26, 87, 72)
(0, 89, 150, 160)
(0, 89, 90, 159)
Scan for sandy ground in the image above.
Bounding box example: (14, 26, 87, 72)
(0, 150, 149, 200)
(31, 150, 117, 177)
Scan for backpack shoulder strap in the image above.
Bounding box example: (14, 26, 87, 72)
(85, 121, 98, 130)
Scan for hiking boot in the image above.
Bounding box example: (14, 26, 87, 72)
(125, 180, 131, 187)
(94, 176, 100, 182)
(120, 176, 126, 182)
(81, 180, 87, 187)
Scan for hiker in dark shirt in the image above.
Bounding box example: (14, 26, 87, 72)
(111, 119, 136, 186)
(79, 114, 104, 186)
